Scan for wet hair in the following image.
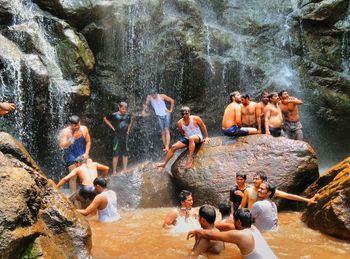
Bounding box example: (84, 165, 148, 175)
(230, 91, 240, 102)
(93, 177, 107, 188)
(199, 205, 216, 224)
(263, 181, 276, 199)
(119, 102, 128, 108)
(234, 208, 253, 228)
(278, 90, 288, 97)
(218, 200, 231, 218)
(74, 155, 85, 164)
(268, 92, 278, 101)
(261, 91, 269, 98)
(236, 173, 247, 180)
(69, 115, 80, 124)
(180, 106, 190, 113)
(241, 93, 250, 99)
(254, 171, 267, 181)
(178, 190, 192, 204)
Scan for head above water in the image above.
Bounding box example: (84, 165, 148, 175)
(218, 200, 231, 218)
(74, 155, 85, 165)
(259, 181, 276, 199)
(199, 205, 216, 225)
(178, 190, 192, 207)
(69, 115, 80, 125)
(93, 177, 107, 194)
(234, 208, 254, 229)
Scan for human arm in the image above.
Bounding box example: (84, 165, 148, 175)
(187, 229, 240, 244)
(195, 116, 210, 143)
(177, 120, 185, 136)
(161, 94, 175, 113)
(264, 107, 271, 135)
(83, 127, 91, 160)
(59, 128, 74, 149)
(190, 237, 211, 256)
(215, 222, 236, 232)
(286, 97, 303, 105)
(162, 209, 178, 228)
(96, 163, 110, 178)
(0, 102, 16, 115)
(235, 105, 242, 127)
(239, 189, 249, 209)
(275, 190, 318, 204)
(127, 115, 133, 135)
(77, 195, 102, 216)
(56, 168, 78, 188)
(255, 104, 262, 133)
(141, 95, 151, 117)
(103, 116, 115, 131)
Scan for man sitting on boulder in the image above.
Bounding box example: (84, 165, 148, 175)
(190, 205, 224, 256)
(157, 106, 210, 169)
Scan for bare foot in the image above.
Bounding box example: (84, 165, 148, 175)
(112, 171, 118, 176)
(156, 162, 166, 168)
(308, 193, 320, 204)
(185, 160, 193, 169)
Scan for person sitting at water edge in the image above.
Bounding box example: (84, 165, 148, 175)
(163, 190, 198, 229)
(190, 205, 224, 256)
(251, 181, 278, 232)
(141, 88, 175, 152)
(215, 200, 235, 232)
(278, 90, 304, 140)
(222, 91, 258, 137)
(264, 92, 283, 137)
(157, 106, 209, 169)
(239, 171, 319, 209)
(241, 93, 261, 133)
(0, 102, 16, 115)
(59, 115, 91, 193)
(104, 102, 133, 176)
(188, 208, 278, 259)
(77, 177, 120, 222)
(56, 156, 109, 208)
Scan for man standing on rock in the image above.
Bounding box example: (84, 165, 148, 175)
(257, 92, 269, 134)
(222, 91, 258, 137)
(157, 106, 209, 169)
(0, 102, 16, 115)
(163, 190, 198, 229)
(77, 177, 121, 222)
(264, 92, 283, 137)
(141, 89, 175, 152)
(278, 90, 303, 140)
(59, 115, 91, 193)
(241, 93, 261, 133)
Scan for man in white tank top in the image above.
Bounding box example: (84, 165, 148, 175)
(141, 90, 175, 152)
(187, 208, 278, 259)
(157, 106, 210, 169)
(77, 177, 120, 222)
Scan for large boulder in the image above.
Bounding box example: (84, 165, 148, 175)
(108, 162, 177, 208)
(302, 156, 350, 240)
(0, 132, 91, 258)
(172, 135, 319, 209)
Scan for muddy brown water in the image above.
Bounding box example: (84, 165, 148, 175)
(90, 208, 350, 258)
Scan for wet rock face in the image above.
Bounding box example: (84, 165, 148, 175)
(302, 156, 350, 240)
(172, 135, 319, 209)
(0, 132, 91, 258)
(108, 162, 177, 208)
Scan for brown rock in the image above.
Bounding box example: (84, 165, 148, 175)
(0, 132, 91, 258)
(172, 135, 319, 209)
(302, 156, 350, 240)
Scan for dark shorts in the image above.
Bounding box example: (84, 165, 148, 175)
(79, 185, 96, 201)
(283, 120, 303, 140)
(113, 135, 129, 156)
(222, 126, 249, 137)
(179, 136, 203, 145)
(156, 113, 171, 132)
(269, 127, 282, 137)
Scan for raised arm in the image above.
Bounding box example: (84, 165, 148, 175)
(161, 94, 175, 113)
(287, 97, 303, 105)
(275, 190, 319, 204)
(188, 229, 240, 244)
(59, 128, 73, 149)
(141, 95, 151, 117)
(96, 163, 110, 178)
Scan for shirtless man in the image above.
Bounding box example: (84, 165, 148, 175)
(279, 90, 303, 140)
(239, 171, 319, 209)
(241, 93, 261, 133)
(222, 91, 257, 137)
(215, 200, 235, 231)
(190, 205, 224, 256)
(141, 90, 175, 152)
(188, 208, 278, 259)
(257, 92, 269, 134)
(59, 115, 91, 192)
(157, 106, 209, 169)
(163, 190, 198, 228)
(56, 157, 109, 207)
(77, 177, 120, 222)
(264, 92, 283, 137)
(0, 102, 16, 115)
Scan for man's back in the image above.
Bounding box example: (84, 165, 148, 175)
(222, 103, 239, 129)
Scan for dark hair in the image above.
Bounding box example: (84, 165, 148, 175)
(261, 91, 268, 98)
(234, 208, 253, 228)
(178, 190, 192, 204)
(241, 93, 250, 99)
(199, 205, 216, 224)
(69, 115, 80, 124)
(218, 200, 231, 218)
(278, 90, 287, 97)
(254, 171, 267, 181)
(93, 177, 107, 188)
(119, 102, 128, 108)
(236, 173, 247, 180)
(230, 91, 240, 102)
(180, 106, 190, 113)
(74, 155, 85, 164)
(268, 92, 278, 101)
(263, 181, 276, 199)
